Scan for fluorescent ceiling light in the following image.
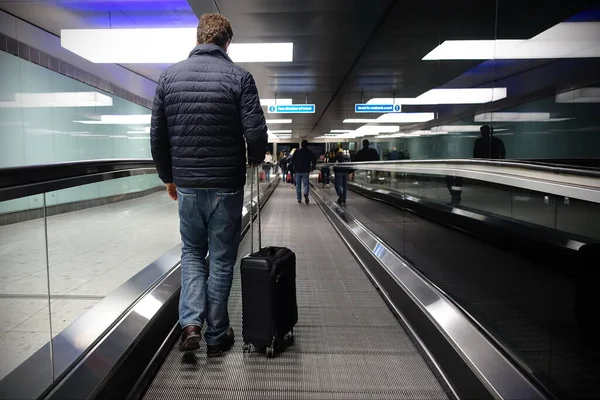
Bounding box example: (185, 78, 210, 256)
(61, 28, 293, 63)
(260, 98, 293, 106)
(75, 114, 151, 125)
(367, 88, 506, 106)
(343, 113, 435, 124)
(355, 125, 400, 134)
(474, 112, 569, 122)
(423, 22, 600, 60)
(376, 112, 436, 123)
(266, 119, 292, 124)
(343, 119, 378, 123)
(229, 43, 293, 63)
(556, 87, 600, 103)
(268, 130, 292, 134)
(0, 92, 112, 108)
(330, 129, 353, 133)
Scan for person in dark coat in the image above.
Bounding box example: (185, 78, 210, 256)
(353, 139, 380, 162)
(473, 125, 506, 159)
(292, 140, 317, 204)
(150, 13, 267, 357)
(388, 146, 400, 161)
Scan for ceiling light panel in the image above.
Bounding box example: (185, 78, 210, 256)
(268, 130, 292, 134)
(376, 113, 436, 123)
(266, 119, 292, 124)
(260, 98, 293, 106)
(355, 125, 400, 134)
(61, 28, 293, 63)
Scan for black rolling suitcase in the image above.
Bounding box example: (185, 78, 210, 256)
(241, 167, 298, 358)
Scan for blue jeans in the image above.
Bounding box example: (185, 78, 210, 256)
(177, 187, 243, 345)
(335, 172, 348, 200)
(295, 172, 309, 200)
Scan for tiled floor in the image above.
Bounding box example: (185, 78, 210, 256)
(0, 191, 180, 380)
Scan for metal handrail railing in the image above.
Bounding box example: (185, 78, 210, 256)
(323, 159, 600, 203)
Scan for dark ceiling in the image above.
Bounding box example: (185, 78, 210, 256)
(189, 0, 600, 138)
(2, 0, 599, 139)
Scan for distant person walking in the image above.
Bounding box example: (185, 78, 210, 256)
(279, 152, 289, 182)
(334, 148, 350, 205)
(292, 140, 317, 204)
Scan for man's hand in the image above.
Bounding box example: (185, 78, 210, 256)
(165, 183, 177, 201)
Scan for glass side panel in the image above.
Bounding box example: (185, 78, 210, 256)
(331, 163, 600, 398)
(0, 195, 53, 381)
(43, 175, 177, 346)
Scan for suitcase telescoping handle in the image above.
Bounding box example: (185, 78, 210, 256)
(249, 165, 262, 253)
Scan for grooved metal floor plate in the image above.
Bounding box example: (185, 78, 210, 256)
(143, 185, 447, 400)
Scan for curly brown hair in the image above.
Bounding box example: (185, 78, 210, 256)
(197, 13, 233, 48)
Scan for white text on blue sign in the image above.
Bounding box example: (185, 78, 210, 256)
(268, 104, 315, 113)
(355, 104, 401, 113)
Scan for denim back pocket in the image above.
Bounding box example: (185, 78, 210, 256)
(177, 189, 198, 219)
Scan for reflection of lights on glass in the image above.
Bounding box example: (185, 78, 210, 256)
(474, 112, 573, 122)
(134, 294, 163, 320)
(127, 127, 151, 134)
(0, 92, 113, 108)
(367, 88, 507, 106)
(556, 87, 600, 103)
(75, 114, 151, 125)
(423, 22, 600, 60)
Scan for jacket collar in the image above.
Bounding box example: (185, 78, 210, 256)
(188, 44, 233, 62)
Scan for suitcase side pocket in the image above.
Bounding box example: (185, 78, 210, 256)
(272, 253, 298, 337)
(241, 262, 276, 346)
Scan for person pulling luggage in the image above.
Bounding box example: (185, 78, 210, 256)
(150, 13, 267, 357)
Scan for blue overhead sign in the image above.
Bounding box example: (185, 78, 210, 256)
(268, 104, 315, 113)
(355, 104, 401, 113)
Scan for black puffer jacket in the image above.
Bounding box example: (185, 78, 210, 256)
(150, 44, 267, 188)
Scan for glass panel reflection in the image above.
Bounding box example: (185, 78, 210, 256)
(0, 195, 52, 381)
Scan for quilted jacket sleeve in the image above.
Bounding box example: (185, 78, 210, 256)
(150, 73, 173, 184)
(240, 72, 268, 165)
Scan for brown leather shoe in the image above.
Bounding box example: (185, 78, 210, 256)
(179, 325, 202, 352)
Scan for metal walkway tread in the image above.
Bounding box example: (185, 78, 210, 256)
(143, 184, 448, 400)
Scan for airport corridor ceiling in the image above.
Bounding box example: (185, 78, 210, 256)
(1, 0, 598, 139)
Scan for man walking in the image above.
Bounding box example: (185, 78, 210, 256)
(293, 139, 317, 204)
(150, 13, 267, 357)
